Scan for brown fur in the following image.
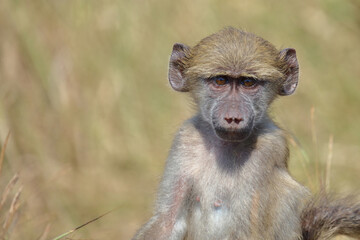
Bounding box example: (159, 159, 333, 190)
(186, 28, 286, 82)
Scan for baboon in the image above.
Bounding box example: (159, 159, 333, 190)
(132, 27, 360, 240)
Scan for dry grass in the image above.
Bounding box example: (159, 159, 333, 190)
(0, 0, 359, 239)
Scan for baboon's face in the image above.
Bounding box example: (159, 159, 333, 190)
(194, 75, 276, 142)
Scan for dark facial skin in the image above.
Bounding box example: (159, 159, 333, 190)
(198, 75, 272, 142)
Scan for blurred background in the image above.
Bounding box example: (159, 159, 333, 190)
(0, 0, 359, 239)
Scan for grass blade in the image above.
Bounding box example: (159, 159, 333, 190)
(0, 131, 11, 176)
(51, 208, 115, 240)
(0, 173, 19, 213)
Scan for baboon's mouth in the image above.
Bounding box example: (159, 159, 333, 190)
(213, 126, 252, 142)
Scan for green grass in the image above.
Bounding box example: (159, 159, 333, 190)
(0, 0, 359, 239)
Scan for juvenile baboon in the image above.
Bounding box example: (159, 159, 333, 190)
(132, 27, 360, 240)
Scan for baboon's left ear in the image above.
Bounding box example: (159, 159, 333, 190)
(279, 48, 299, 96)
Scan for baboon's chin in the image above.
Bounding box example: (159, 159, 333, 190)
(213, 127, 252, 142)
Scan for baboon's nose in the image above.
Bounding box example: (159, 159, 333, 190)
(224, 117, 243, 124)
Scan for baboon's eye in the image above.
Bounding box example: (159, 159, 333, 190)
(241, 78, 257, 88)
(214, 76, 228, 86)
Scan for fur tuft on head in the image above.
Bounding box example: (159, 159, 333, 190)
(169, 27, 299, 96)
(186, 27, 286, 81)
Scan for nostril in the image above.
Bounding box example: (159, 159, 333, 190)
(224, 118, 233, 124)
(234, 118, 243, 124)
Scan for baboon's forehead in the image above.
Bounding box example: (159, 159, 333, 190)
(187, 28, 284, 80)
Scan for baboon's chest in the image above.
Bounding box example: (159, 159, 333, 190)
(186, 168, 261, 240)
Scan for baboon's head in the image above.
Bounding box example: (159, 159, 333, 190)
(168, 27, 299, 141)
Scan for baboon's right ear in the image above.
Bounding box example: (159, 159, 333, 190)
(169, 43, 190, 92)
